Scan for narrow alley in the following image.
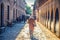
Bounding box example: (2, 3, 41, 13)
(0, 0, 60, 40)
(0, 21, 46, 40)
(0, 21, 60, 40)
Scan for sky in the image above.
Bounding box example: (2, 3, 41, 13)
(25, 0, 35, 9)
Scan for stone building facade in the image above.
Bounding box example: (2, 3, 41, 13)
(33, 0, 60, 38)
(0, 0, 26, 27)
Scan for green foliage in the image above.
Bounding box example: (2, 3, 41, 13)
(26, 5, 32, 15)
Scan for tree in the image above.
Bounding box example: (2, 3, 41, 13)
(26, 5, 32, 15)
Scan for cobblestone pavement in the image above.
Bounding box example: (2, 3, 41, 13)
(0, 21, 59, 40)
(37, 22, 60, 40)
(15, 22, 46, 40)
(0, 22, 46, 40)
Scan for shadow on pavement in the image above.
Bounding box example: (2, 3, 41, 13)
(0, 21, 26, 40)
(30, 35, 38, 40)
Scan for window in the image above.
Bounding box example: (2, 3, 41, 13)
(7, 6, 9, 20)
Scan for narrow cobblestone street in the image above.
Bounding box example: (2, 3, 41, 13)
(15, 22, 46, 40)
(0, 21, 46, 40)
(0, 21, 60, 40)
(0, 0, 60, 40)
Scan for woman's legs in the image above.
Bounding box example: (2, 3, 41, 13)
(29, 29, 34, 40)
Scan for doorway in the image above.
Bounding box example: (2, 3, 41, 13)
(50, 10, 53, 30)
(1, 3, 4, 27)
(54, 8, 59, 33)
(7, 6, 9, 20)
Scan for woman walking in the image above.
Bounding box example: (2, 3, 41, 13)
(28, 16, 35, 40)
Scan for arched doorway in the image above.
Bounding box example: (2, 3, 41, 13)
(1, 3, 4, 27)
(50, 10, 53, 30)
(54, 8, 59, 33)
